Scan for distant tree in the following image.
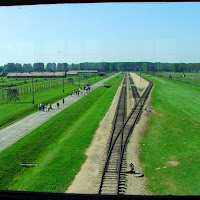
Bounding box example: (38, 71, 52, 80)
(33, 63, 45, 72)
(52, 63, 56, 72)
(174, 63, 179, 72)
(4, 63, 16, 72)
(62, 63, 68, 72)
(46, 63, 56, 72)
(46, 63, 51, 72)
(57, 63, 63, 71)
(0, 66, 3, 72)
(109, 64, 113, 72)
(142, 63, 148, 72)
(23, 63, 33, 72)
(80, 63, 85, 70)
(15, 63, 23, 72)
(102, 62, 110, 72)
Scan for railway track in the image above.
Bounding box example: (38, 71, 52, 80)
(128, 72, 140, 104)
(98, 72, 153, 195)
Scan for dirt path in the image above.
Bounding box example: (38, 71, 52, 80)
(130, 73, 149, 96)
(66, 73, 152, 195)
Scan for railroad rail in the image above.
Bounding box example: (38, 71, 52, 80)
(128, 72, 140, 104)
(98, 73, 153, 195)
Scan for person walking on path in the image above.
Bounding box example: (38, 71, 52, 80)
(48, 103, 50, 111)
(39, 103, 42, 111)
(62, 98, 65, 104)
(57, 102, 59, 109)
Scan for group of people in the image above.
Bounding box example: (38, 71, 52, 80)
(71, 86, 91, 96)
(38, 103, 53, 112)
(38, 99, 64, 112)
(38, 85, 92, 112)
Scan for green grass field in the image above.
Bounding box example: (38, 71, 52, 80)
(140, 74, 200, 195)
(0, 86, 118, 192)
(150, 72, 200, 87)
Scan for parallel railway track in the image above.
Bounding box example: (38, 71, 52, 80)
(98, 72, 153, 195)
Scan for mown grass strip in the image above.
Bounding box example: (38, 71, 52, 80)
(0, 86, 118, 192)
(104, 73, 124, 84)
(140, 74, 200, 195)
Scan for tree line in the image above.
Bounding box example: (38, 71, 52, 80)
(0, 63, 68, 73)
(0, 62, 200, 73)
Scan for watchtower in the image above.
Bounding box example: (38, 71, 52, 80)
(6, 88, 20, 103)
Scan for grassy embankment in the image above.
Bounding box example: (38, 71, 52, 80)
(152, 72, 200, 87)
(0, 81, 121, 192)
(140, 73, 200, 195)
(104, 73, 124, 84)
(0, 73, 115, 129)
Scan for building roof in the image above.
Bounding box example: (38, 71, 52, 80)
(66, 70, 98, 75)
(7, 72, 65, 77)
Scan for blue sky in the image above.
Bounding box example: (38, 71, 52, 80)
(0, 2, 200, 65)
